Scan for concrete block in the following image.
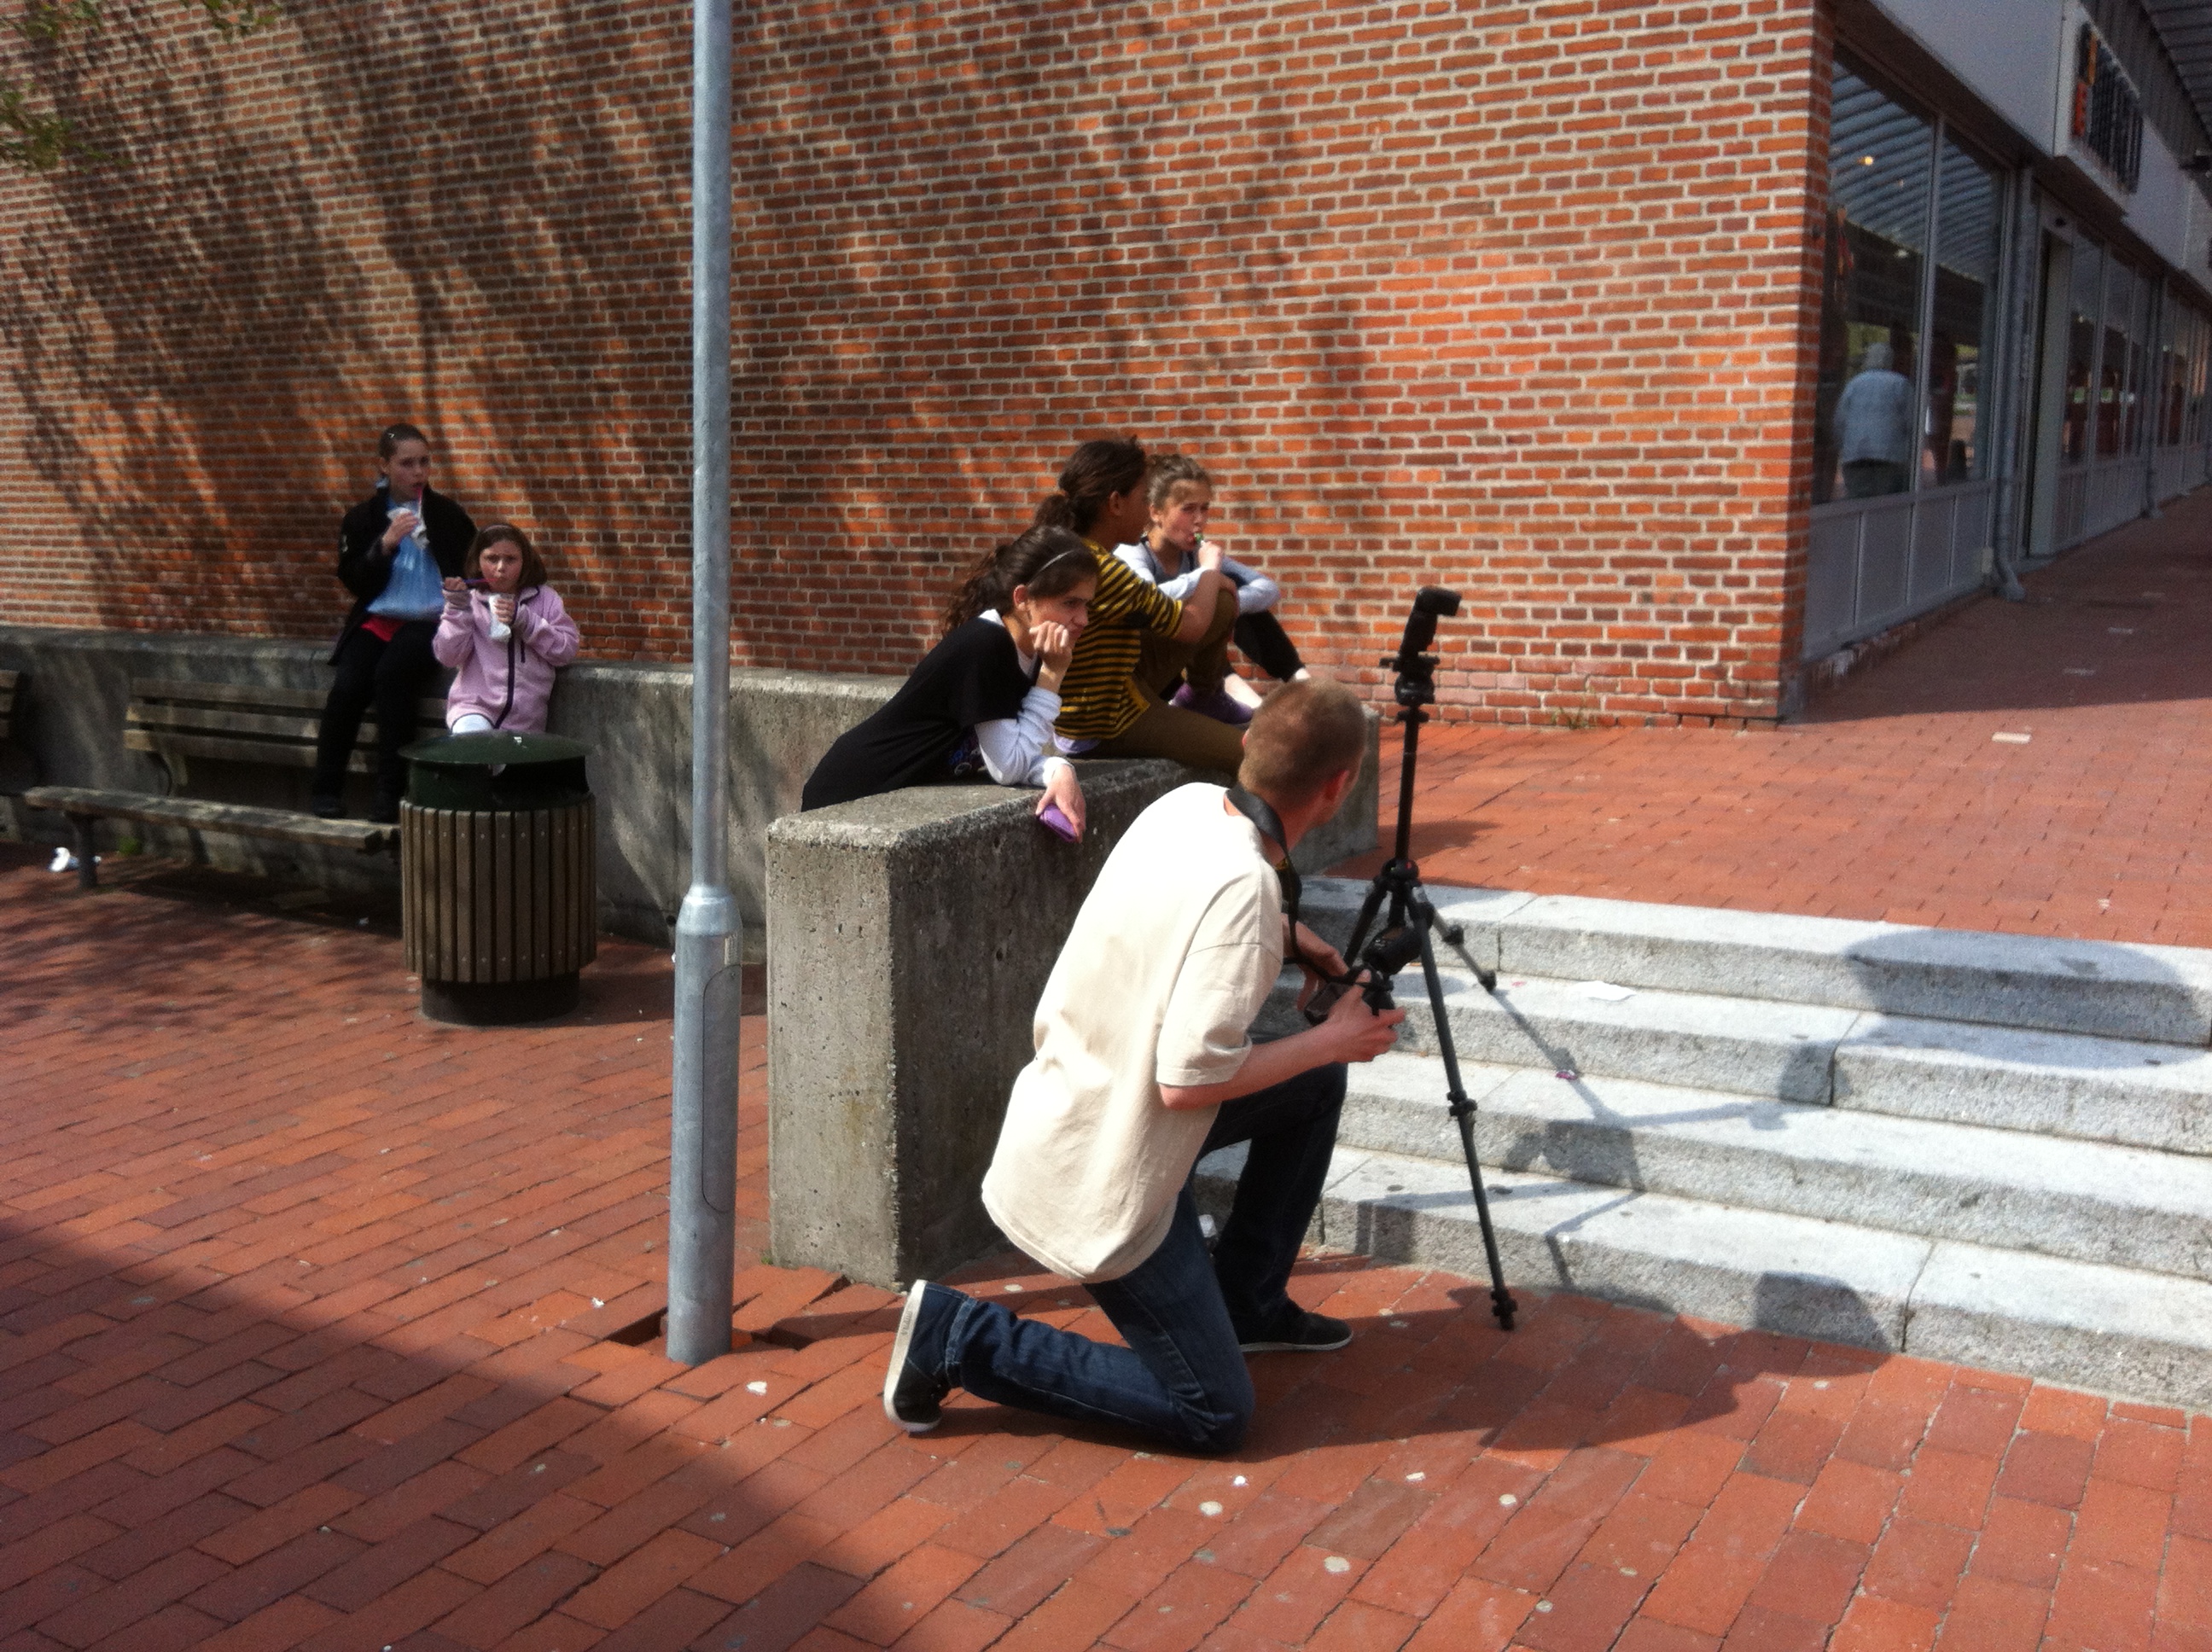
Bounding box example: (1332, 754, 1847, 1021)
(765, 760, 1186, 1288)
(1835, 1015, 2212, 1155)
(1491, 893, 2212, 1045)
(1906, 1242, 2212, 1411)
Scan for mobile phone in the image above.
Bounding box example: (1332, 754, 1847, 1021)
(1037, 802, 1078, 842)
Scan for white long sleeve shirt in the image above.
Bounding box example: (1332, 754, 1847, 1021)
(975, 614, 1072, 787)
(1115, 539, 1280, 615)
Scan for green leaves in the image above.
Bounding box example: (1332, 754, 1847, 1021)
(3, 0, 283, 171)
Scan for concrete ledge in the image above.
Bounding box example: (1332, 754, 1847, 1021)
(765, 761, 1188, 1287)
(0, 625, 1377, 947)
(0, 624, 898, 944)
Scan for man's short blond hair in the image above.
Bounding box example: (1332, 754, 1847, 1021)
(1237, 678, 1366, 804)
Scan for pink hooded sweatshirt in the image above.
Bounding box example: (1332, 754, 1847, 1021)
(433, 585, 581, 733)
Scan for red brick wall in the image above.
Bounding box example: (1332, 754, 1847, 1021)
(0, 0, 1826, 724)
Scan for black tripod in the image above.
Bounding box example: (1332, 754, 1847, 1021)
(1337, 588, 1518, 1331)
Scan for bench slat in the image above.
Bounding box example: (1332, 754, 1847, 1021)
(129, 704, 325, 742)
(22, 787, 388, 852)
(131, 678, 445, 721)
(123, 730, 333, 771)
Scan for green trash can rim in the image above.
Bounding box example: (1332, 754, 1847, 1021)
(400, 731, 591, 766)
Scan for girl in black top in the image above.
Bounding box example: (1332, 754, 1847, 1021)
(801, 527, 1097, 835)
(311, 422, 477, 820)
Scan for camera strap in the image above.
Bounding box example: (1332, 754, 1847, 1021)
(1225, 785, 1344, 985)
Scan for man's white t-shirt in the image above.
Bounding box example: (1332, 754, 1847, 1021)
(982, 783, 1284, 1283)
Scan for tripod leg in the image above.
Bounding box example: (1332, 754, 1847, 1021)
(1342, 876, 1388, 969)
(1413, 884, 1496, 994)
(1415, 919, 1516, 1330)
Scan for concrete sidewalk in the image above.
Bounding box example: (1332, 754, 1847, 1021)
(1339, 487, 2212, 950)
(3, 846, 2209, 1651)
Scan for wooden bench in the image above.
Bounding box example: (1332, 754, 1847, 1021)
(26, 678, 445, 889)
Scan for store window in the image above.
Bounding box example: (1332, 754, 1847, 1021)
(2098, 262, 2138, 457)
(1814, 64, 1932, 503)
(1814, 61, 2009, 504)
(1927, 138, 2002, 486)
(2064, 239, 2102, 465)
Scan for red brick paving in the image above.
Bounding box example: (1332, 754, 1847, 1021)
(1339, 487, 2212, 948)
(2, 833, 2209, 1649)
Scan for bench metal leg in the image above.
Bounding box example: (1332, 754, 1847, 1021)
(69, 817, 98, 889)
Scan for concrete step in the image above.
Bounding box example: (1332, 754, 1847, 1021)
(1264, 965, 1860, 1105)
(1195, 1139, 2212, 1411)
(1266, 970, 2212, 1155)
(1295, 879, 2212, 1046)
(1336, 1053, 2212, 1278)
(1835, 1014, 2212, 1156)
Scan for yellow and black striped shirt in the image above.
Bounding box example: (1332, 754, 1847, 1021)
(1054, 548, 1184, 742)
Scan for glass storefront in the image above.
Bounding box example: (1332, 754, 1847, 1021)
(1927, 137, 2003, 488)
(1806, 55, 2010, 660)
(1814, 66, 1932, 505)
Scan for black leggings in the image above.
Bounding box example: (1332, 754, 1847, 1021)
(311, 620, 439, 805)
(1233, 610, 1305, 681)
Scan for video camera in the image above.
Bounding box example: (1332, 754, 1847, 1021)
(1383, 585, 1461, 709)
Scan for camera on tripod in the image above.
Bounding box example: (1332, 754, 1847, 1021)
(1332, 582, 1518, 1330)
(1383, 586, 1460, 710)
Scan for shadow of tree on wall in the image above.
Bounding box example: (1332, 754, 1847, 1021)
(3, 1, 1815, 725)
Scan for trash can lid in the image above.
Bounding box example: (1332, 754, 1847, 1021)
(401, 731, 591, 767)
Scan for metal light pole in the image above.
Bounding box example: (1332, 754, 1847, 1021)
(667, 0, 739, 1366)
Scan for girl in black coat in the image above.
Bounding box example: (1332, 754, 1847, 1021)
(310, 422, 477, 820)
(801, 527, 1097, 835)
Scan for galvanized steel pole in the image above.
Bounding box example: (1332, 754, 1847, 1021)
(667, 0, 738, 1366)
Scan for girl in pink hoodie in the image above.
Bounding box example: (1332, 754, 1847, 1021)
(434, 524, 581, 733)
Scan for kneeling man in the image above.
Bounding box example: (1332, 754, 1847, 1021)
(882, 678, 1403, 1451)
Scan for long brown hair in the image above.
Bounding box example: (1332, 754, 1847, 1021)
(942, 526, 1097, 633)
(1031, 438, 1147, 537)
(465, 523, 550, 590)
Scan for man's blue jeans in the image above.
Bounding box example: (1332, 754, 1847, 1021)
(929, 1063, 1347, 1452)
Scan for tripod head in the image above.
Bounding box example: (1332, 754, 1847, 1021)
(1352, 923, 1426, 1012)
(1381, 586, 1461, 711)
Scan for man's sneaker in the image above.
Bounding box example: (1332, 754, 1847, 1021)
(883, 1280, 954, 1434)
(309, 796, 346, 820)
(1237, 1309, 1352, 1354)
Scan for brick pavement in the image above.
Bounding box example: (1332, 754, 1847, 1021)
(3, 845, 2210, 1650)
(1338, 486, 2212, 949)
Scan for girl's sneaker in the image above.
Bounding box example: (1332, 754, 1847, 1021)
(1171, 683, 1254, 726)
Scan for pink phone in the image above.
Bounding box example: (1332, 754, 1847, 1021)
(1037, 802, 1078, 842)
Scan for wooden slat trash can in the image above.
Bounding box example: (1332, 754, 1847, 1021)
(400, 731, 597, 1026)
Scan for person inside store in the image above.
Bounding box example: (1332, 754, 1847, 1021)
(311, 422, 477, 821)
(1834, 339, 1917, 498)
(1034, 438, 1248, 776)
(882, 678, 1404, 1452)
(800, 526, 1097, 836)
(1115, 452, 1311, 724)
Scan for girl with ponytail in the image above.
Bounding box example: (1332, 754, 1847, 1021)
(1032, 439, 1247, 776)
(800, 527, 1098, 835)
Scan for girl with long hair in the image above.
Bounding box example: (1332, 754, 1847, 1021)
(1034, 439, 1245, 775)
(801, 527, 1098, 835)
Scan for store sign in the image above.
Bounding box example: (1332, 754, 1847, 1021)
(2072, 21, 2144, 192)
